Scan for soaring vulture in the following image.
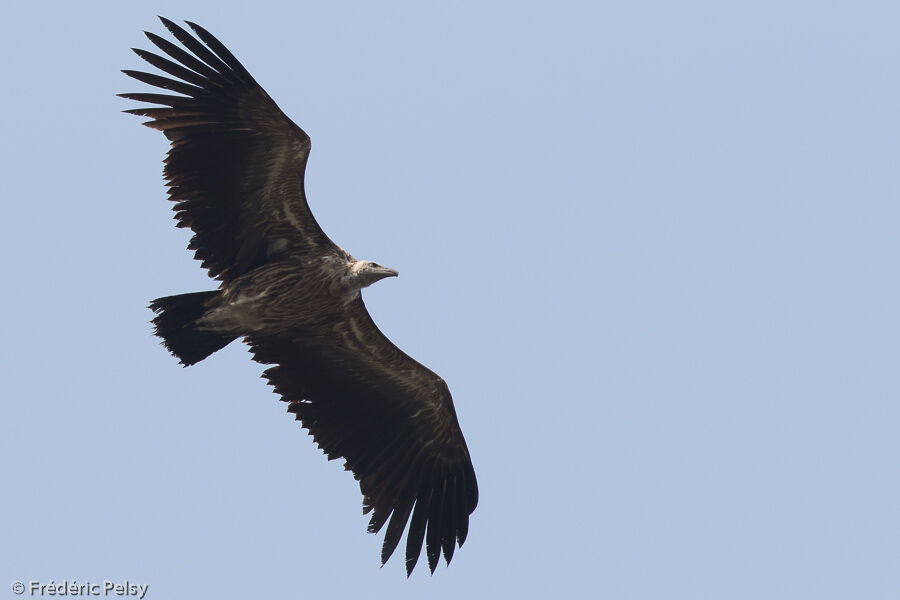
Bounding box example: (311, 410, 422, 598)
(121, 17, 477, 575)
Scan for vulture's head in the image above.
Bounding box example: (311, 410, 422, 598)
(352, 260, 399, 288)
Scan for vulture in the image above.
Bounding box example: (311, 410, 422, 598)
(121, 17, 477, 575)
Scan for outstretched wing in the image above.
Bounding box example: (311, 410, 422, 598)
(121, 17, 334, 282)
(248, 298, 478, 575)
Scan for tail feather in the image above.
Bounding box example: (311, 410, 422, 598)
(149, 291, 237, 366)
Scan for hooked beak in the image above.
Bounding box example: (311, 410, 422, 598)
(368, 266, 398, 285)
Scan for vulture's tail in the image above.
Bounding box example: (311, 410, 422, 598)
(149, 291, 237, 366)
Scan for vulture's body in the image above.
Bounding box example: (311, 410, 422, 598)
(122, 17, 477, 575)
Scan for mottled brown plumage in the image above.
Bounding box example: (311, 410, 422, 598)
(123, 17, 477, 575)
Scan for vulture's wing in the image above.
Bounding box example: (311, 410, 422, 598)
(248, 298, 478, 575)
(121, 18, 333, 282)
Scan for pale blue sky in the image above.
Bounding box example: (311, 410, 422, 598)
(2, 2, 898, 598)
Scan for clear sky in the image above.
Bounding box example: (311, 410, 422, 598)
(2, 2, 898, 598)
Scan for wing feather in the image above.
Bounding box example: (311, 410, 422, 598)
(130, 48, 210, 87)
(143, 31, 228, 84)
(440, 476, 458, 564)
(425, 477, 445, 573)
(122, 69, 202, 96)
(404, 490, 431, 575)
(382, 491, 417, 567)
(158, 17, 235, 80)
(119, 92, 201, 107)
(185, 20, 257, 82)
